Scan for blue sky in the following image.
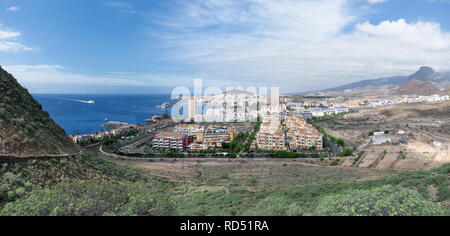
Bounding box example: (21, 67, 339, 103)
(1, 0, 450, 94)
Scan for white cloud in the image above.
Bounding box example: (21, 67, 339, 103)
(148, 0, 450, 92)
(0, 24, 31, 52)
(367, 0, 388, 4)
(3, 65, 147, 87)
(0, 29, 20, 40)
(6, 6, 21, 12)
(2, 64, 198, 93)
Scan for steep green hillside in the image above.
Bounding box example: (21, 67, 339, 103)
(0, 66, 76, 157)
(0, 150, 174, 215)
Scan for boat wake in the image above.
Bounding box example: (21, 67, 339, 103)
(42, 96, 95, 104)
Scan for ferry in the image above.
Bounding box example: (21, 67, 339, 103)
(87, 100, 95, 104)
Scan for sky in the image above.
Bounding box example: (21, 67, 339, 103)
(1, 0, 450, 94)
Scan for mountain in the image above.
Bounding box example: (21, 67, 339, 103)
(0, 66, 77, 157)
(223, 89, 255, 96)
(393, 80, 441, 96)
(322, 66, 450, 93)
(442, 85, 450, 95)
(408, 66, 448, 85)
(322, 76, 409, 92)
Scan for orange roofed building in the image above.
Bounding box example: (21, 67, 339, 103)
(255, 122, 286, 151)
(285, 116, 323, 150)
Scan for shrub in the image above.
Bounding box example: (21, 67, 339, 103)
(250, 195, 301, 216)
(15, 187, 26, 197)
(0, 182, 173, 216)
(314, 185, 444, 216)
(330, 159, 341, 166)
(7, 191, 15, 199)
(340, 149, 353, 157)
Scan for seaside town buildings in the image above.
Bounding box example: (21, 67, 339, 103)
(74, 92, 447, 153)
(203, 125, 237, 149)
(285, 116, 323, 151)
(151, 124, 237, 151)
(367, 94, 449, 107)
(254, 115, 323, 152)
(152, 131, 194, 150)
(255, 122, 286, 151)
(72, 126, 134, 144)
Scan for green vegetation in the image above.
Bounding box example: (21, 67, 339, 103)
(1, 151, 449, 215)
(0, 150, 175, 216)
(315, 185, 444, 216)
(176, 162, 449, 216)
(101, 128, 138, 153)
(245, 117, 261, 152)
(1, 182, 173, 216)
(353, 151, 365, 165)
(248, 195, 302, 216)
(265, 150, 320, 158)
(312, 111, 356, 121)
(339, 149, 353, 157)
(0, 66, 77, 155)
(312, 123, 325, 134)
(312, 123, 345, 149)
(222, 132, 248, 154)
(330, 159, 341, 166)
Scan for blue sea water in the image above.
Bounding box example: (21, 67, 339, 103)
(32, 94, 171, 135)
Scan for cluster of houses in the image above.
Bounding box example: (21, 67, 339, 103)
(284, 100, 351, 118)
(191, 102, 288, 123)
(184, 90, 291, 123)
(70, 125, 135, 144)
(152, 124, 237, 151)
(253, 115, 323, 152)
(284, 94, 449, 115)
(368, 94, 449, 107)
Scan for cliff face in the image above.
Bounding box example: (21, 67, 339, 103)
(0, 66, 77, 157)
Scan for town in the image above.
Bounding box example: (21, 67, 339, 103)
(71, 90, 448, 162)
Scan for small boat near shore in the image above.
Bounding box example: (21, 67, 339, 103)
(156, 102, 171, 109)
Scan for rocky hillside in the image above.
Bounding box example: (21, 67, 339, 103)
(409, 66, 449, 86)
(443, 85, 450, 96)
(0, 66, 77, 157)
(393, 80, 441, 96)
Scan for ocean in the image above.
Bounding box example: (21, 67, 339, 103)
(32, 94, 171, 135)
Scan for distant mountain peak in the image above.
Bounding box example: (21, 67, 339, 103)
(223, 89, 255, 96)
(418, 66, 435, 73)
(319, 65, 449, 93)
(409, 66, 437, 80)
